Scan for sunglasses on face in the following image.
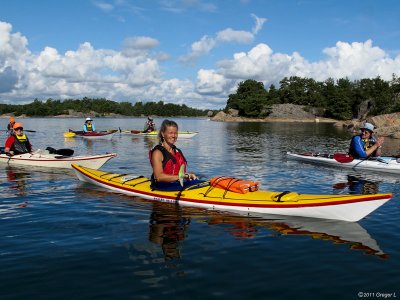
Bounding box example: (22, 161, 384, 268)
(15, 128, 23, 131)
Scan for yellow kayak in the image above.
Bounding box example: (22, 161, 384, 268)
(128, 130, 198, 138)
(72, 164, 392, 222)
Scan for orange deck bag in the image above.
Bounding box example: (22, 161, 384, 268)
(210, 176, 259, 194)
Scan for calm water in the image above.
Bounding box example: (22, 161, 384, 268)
(0, 118, 399, 300)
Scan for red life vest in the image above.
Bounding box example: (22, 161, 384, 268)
(149, 144, 187, 175)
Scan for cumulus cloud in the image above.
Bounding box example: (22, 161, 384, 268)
(122, 36, 160, 57)
(196, 69, 228, 95)
(216, 28, 254, 44)
(179, 36, 217, 63)
(179, 14, 265, 63)
(194, 40, 400, 101)
(1, 20, 400, 109)
(0, 66, 18, 93)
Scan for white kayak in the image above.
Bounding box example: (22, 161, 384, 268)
(287, 152, 400, 174)
(0, 151, 116, 169)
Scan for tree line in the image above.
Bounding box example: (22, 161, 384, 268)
(0, 97, 212, 117)
(226, 75, 400, 120)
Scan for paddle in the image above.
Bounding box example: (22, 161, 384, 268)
(178, 165, 185, 187)
(333, 153, 354, 163)
(131, 130, 141, 134)
(64, 131, 76, 137)
(333, 153, 389, 164)
(46, 147, 74, 156)
(3, 129, 36, 133)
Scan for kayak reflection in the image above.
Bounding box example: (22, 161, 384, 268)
(4, 166, 30, 196)
(72, 187, 388, 260)
(203, 213, 388, 259)
(148, 202, 388, 260)
(333, 174, 380, 195)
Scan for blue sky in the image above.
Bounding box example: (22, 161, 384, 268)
(1, 0, 400, 109)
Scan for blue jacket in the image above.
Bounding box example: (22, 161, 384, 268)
(349, 135, 376, 159)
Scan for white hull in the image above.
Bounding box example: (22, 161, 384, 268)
(287, 152, 400, 174)
(0, 152, 116, 169)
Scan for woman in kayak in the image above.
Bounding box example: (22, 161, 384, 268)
(83, 117, 96, 133)
(143, 116, 156, 133)
(4, 122, 32, 156)
(149, 119, 200, 190)
(348, 122, 384, 159)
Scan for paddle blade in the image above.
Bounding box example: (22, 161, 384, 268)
(64, 132, 76, 137)
(56, 148, 74, 156)
(178, 165, 185, 187)
(333, 153, 354, 163)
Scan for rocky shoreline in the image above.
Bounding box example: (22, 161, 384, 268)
(211, 104, 400, 139)
(2, 104, 400, 138)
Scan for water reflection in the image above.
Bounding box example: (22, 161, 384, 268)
(202, 212, 388, 259)
(148, 202, 190, 261)
(333, 174, 379, 195)
(4, 166, 30, 196)
(147, 201, 388, 260)
(0, 165, 75, 197)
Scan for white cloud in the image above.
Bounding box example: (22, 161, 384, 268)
(196, 69, 229, 95)
(216, 28, 254, 44)
(180, 14, 265, 63)
(179, 35, 216, 63)
(208, 40, 400, 91)
(1, 20, 400, 109)
(93, 2, 114, 12)
(122, 36, 160, 57)
(251, 13, 267, 35)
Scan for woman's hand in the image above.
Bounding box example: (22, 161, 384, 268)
(184, 173, 198, 180)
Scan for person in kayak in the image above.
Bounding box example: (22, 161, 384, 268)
(6, 117, 16, 136)
(7, 117, 16, 131)
(4, 122, 32, 156)
(143, 116, 156, 133)
(149, 119, 200, 190)
(348, 122, 384, 159)
(83, 117, 96, 133)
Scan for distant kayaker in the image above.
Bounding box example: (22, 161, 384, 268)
(149, 119, 200, 190)
(348, 122, 384, 159)
(83, 117, 96, 133)
(7, 117, 15, 131)
(143, 116, 156, 133)
(6, 117, 16, 136)
(4, 122, 32, 156)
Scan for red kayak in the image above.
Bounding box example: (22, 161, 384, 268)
(68, 130, 115, 140)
